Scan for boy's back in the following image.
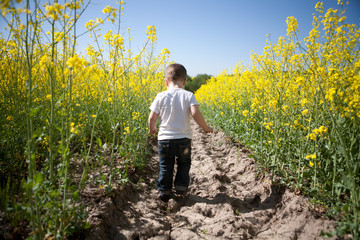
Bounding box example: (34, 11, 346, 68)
(150, 88, 199, 140)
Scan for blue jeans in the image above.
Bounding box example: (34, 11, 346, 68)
(157, 138, 192, 193)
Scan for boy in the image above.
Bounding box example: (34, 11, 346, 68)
(148, 63, 213, 202)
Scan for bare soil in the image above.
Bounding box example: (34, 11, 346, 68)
(81, 122, 337, 240)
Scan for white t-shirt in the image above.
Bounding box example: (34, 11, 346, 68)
(150, 88, 199, 140)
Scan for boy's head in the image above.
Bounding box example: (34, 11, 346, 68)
(165, 63, 187, 83)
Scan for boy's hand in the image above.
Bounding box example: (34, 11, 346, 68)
(149, 126, 157, 135)
(203, 126, 213, 134)
(190, 105, 213, 134)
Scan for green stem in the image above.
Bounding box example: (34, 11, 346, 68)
(49, 11, 56, 183)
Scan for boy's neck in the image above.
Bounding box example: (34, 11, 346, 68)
(167, 84, 184, 90)
(166, 79, 186, 90)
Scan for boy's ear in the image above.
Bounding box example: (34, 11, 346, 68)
(165, 78, 169, 87)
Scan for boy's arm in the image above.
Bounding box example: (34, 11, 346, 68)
(190, 105, 213, 133)
(148, 111, 159, 135)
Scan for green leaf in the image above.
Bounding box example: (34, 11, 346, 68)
(72, 190, 80, 201)
(83, 221, 91, 229)
(29, 107, 40, 118)
(32, 172, 44, 191)
(100, 174, 107, 181)
(97, 138, 102, 148)
(50, 190, 59, 198)
(34, 172, 43, 184)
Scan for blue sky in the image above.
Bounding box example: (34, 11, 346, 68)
(1, 0, 360, 77)
(116, 0, 360, 76)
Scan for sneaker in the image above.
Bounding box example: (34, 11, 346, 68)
(175, 186, 188, 195)
(159, 190, 172, 202)
(175, 190, 187, 195)
(160, 194, 172, 202)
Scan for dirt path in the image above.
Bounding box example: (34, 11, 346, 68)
(83, 122, 336, 240)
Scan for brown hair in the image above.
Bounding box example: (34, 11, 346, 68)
(165, 63, 187, 82)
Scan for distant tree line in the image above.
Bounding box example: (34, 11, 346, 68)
(185, 74, 212, 93)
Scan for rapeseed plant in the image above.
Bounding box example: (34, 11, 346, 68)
(0, 0, 169, 238)
(196, 1, 359, 238)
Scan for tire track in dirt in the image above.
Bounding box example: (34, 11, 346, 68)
(84, 122, 336, 240)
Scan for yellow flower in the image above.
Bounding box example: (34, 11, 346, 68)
(325, 88, 336, 102)
(305, 154, 316, 160)
(301, 109, 309, 116)
(102, 5, 117, 22)
(309, 126, 328, 141)
(319, 126, 328, 133)
(161, 48, 170, 55)
(242, 110, 249, 117)
(91, 114, 97, 118)
(66, 54, 85, 69)
(70, 122, 78, 134)
(300, 98, 308, 107)
(132, 111, 141, 121)
(102, 5, 112, 14)
(269, 99, 277, 108)
(307, 133, 317, 141)
(309, 161, 315, 167)
(96, 17, 103, 24)
(146, 25, 157, 42)
(286, 16, 299, 36)
(85, 20, 95, 31)
(45, 3, 64, 21)
(123, 126, 130, 135)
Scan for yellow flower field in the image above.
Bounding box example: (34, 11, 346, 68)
(0, 0, 168, 238)
(196, 1, 359, 237)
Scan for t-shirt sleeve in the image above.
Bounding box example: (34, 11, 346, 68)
(190, 93, 200, 106)
(149, 94, 160, 114)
